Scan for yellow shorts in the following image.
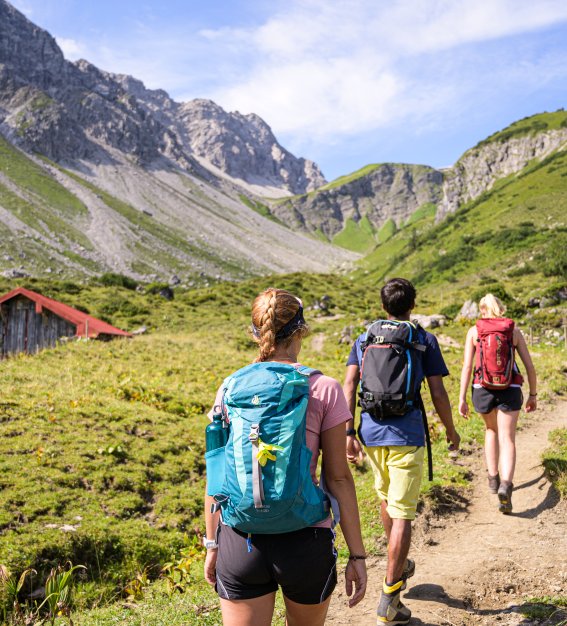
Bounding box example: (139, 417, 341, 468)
(365, 445, 425, 520)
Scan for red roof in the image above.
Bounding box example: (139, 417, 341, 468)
(0, 287, 132, 338)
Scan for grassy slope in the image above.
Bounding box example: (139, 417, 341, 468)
(332, 215, 376, 252)
(356, 148, 567, 313)
(0, 136, 99, 273)
(0, 271, 565, 624)
(474, 109, 567, 149)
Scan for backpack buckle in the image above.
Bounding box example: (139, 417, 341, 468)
(249, 424, 260, 442)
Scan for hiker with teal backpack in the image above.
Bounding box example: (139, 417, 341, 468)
(459, 293, 537, 514)
(343, 278, 460, 625)
(203, 288, 367, 626)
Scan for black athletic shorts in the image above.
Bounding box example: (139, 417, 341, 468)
(215, 524, 337, 604)
(472, 386, 523, 414)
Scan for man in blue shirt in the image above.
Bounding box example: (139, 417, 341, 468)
(343, 278, 460, 625)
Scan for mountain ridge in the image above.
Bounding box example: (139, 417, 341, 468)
(0, 0, 354, 282)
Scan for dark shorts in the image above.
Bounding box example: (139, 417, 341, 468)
(215, 524, 337, 604)
(472, 386, 523, 414)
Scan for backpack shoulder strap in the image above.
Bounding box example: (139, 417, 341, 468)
(295, 365, 322, 377)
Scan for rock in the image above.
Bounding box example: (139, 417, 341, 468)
(169, 274, 181, 286)
(132, 326, 148, 335)
(540, 295, 559, 308)
(159, 287, 174, 301)
(411, 313, 447, 329)
(527, 297, 541, 308)
(457, 300, 479, 320)
(1, 268, 30, 279)
(59, 524, 78, 532)
(339, 325, 355, 345)
(2, 254, 14, 261)
(310, 295, 333, 313)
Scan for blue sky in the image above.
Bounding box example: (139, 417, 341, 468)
(10, 0, 567, 180)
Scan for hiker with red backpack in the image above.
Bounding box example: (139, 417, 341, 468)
(203, 288, 367, 626)
(459, 293, 537, 514)
(343, 278, 460, 625)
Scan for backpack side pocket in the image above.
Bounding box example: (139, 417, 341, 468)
(205, 446, 226, 496)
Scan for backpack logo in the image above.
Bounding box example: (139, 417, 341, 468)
(251, 394, 260, 406)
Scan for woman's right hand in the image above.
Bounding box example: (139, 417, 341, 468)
(345, 558, 367, 607)
(458, 399, 469, 419)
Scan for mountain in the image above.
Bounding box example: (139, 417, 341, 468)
(355, 117, 567, 308)
(277, 111, 567, 252)
(270, 163, 443, 251)
(0, 0, 352, 282)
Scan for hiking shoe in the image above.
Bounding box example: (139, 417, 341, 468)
(487, 473, 500, 494)
(377, 578, 411, 625)
(498, 481, 513, 514)
(400, 558, 415, 590)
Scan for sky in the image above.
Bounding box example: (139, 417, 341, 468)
(9, 0, 567, 181)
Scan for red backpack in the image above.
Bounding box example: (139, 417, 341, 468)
(475, 318, 523, 390)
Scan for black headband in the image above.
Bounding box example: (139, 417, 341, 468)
(252, 301, 306, 340)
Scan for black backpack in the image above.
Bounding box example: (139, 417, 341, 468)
(359, 320, 426, 418)
(358, 319, 433, 480)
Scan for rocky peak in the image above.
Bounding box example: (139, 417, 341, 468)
(176, 98, 326, 193)
(0, 0, 325, 195)
(439, 126, 567, 220)
(0, 0, 72, 93)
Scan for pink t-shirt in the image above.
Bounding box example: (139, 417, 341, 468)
(209, 364, 352, 528)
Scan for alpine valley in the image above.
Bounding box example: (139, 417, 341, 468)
(1, 0, 566, 289)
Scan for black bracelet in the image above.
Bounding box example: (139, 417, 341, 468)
(529, 392, 537, 397)
(346, 428, 357, 437)
(348, 554, 367, 561)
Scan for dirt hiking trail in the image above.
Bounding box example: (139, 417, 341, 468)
(327, 401, 567, 625)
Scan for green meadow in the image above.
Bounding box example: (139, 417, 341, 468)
(0, 267, 565, 624)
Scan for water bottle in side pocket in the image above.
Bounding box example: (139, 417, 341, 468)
(205, 407, 229, 495)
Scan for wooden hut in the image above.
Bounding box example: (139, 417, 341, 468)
(0, 287, 131, 357)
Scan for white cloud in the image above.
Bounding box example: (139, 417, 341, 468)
(56, 37, 86, 60)
(201, 0, 567, 139)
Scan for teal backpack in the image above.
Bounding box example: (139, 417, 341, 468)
(206, 362, 330, 535)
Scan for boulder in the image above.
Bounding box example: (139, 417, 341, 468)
(410, 313, 447, 329)
(456, 300, 479, 320)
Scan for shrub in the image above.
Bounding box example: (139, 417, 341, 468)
(98, 273, 138, 290)
(439, 303, 461, 319)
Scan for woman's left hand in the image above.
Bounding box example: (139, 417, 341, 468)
(345, 558, 367, 607)
(204, 549, 218, 586)
(525, 395, 537, 413)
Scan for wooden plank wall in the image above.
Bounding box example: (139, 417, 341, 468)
(0, 296, 76, 357)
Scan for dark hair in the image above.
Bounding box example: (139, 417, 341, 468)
(380, 278, 416, 317)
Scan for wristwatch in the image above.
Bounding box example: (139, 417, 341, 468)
(203, 537, 218, 550)
(346, 428, 357, 437)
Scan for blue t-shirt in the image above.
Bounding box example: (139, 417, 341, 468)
(346, 324, 449, 447)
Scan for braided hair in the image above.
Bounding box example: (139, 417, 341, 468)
(251, 288, 309, 362)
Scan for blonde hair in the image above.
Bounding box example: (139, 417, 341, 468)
(479, 293, 507, 318)
(251, 288, 309, 362)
